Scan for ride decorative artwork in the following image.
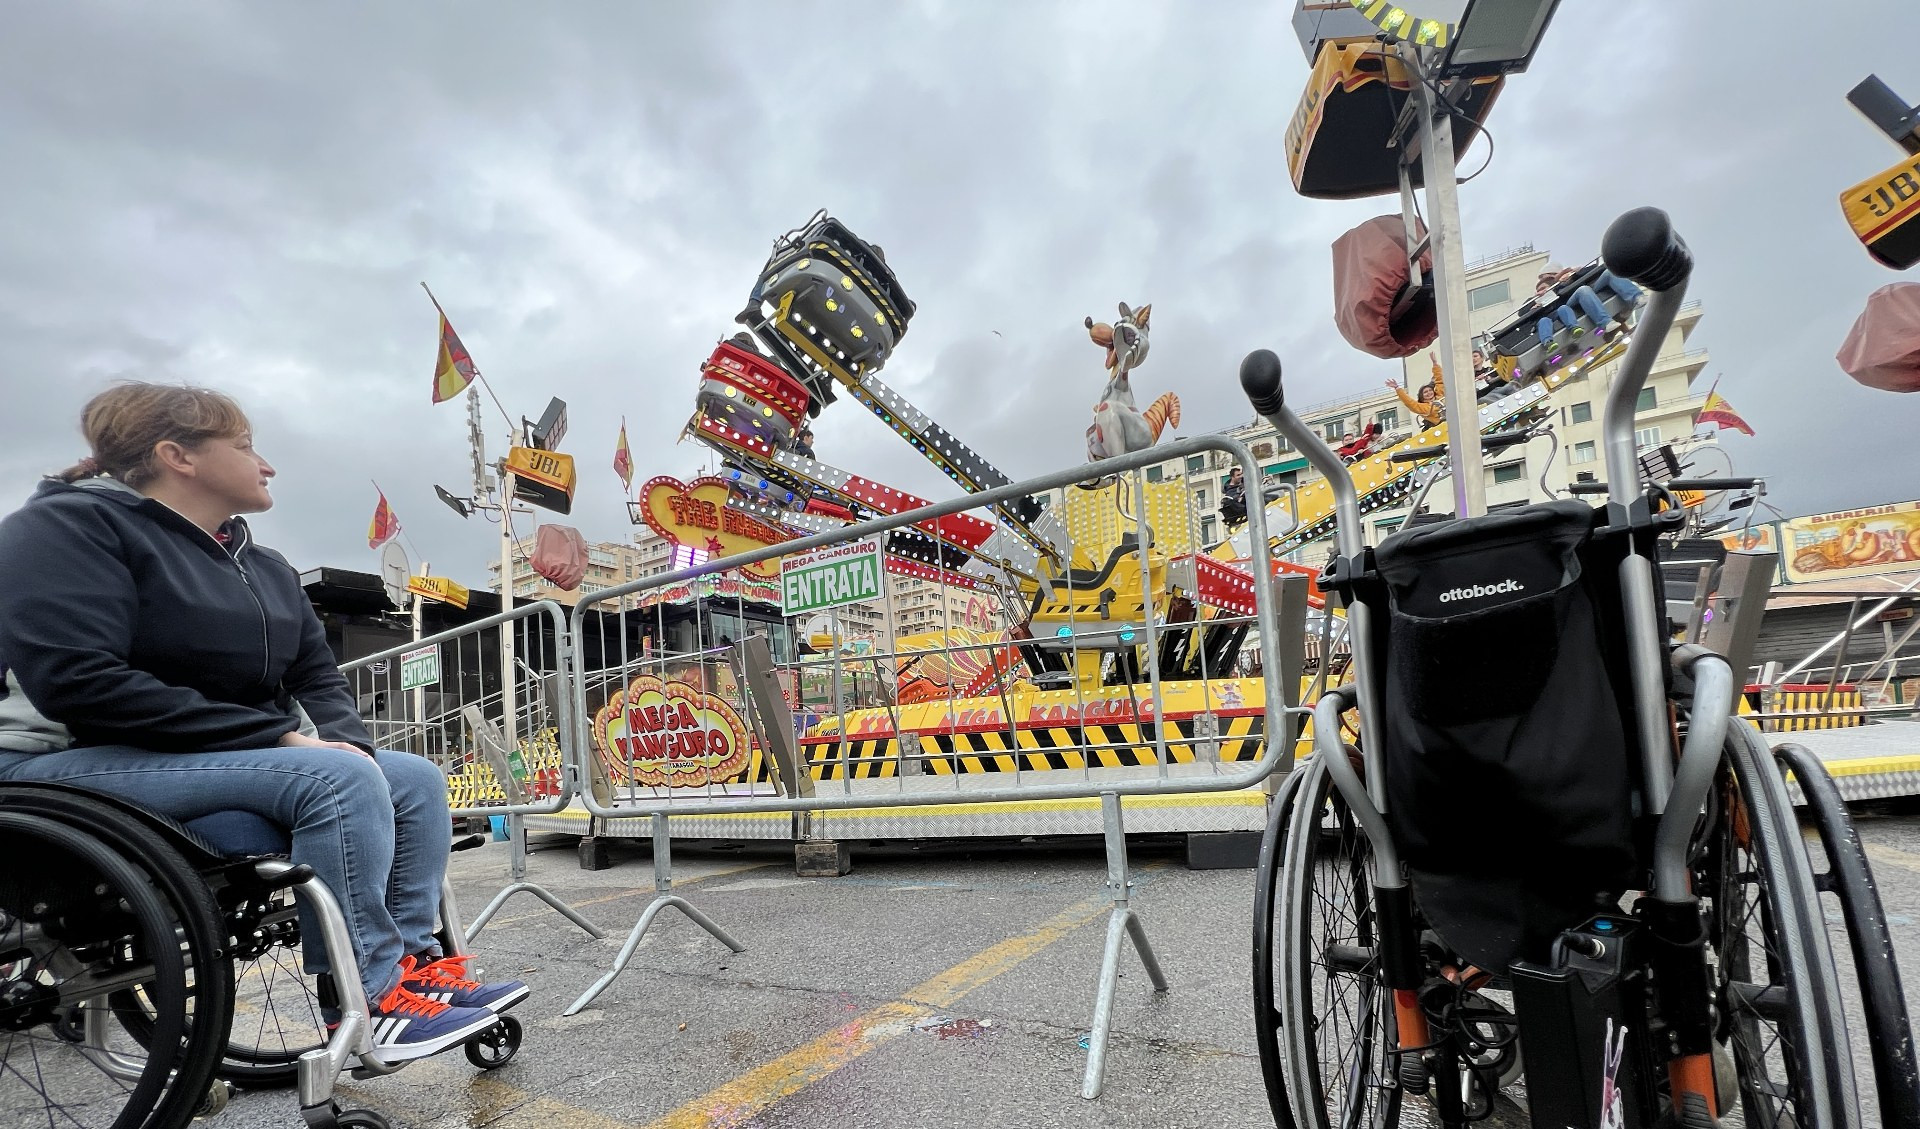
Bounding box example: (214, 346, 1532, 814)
(1084, 302, 1181, 461)
(1783, 499, 1920, 582)
(592, 674, 753, 788)
(639, 475, 790, 580)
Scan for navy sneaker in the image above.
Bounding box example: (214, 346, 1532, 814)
(401, 953, 530, 1013)
(368, 980, 499, 1061)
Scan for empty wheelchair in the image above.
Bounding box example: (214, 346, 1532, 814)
(0, 780, 521, 1129)
(1246, 209, 1919, 1129)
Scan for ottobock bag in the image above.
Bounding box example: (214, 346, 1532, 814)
(1368, 501, 1640, 972)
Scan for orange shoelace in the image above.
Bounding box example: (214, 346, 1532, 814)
(376, 980, 450, 1018)
(407, 954, 481, 992)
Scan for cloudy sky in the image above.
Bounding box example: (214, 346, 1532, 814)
(2, 1, 1914, 588)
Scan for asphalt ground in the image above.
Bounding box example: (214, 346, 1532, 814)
(180, 799, 1920, 1128)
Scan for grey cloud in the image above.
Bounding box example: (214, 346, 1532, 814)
(2, 0, 1914, 588)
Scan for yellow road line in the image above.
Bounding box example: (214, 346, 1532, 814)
(643, 893, 1113, 1129)
(1866, 842, 1920, 876)
(354, 1063, 641, 1129)
(486, 860, 776, 927)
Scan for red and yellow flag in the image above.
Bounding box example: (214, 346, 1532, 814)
(367, 490, 401, 549)
(432, 312, 477, 404)
(613, 418, 633, 491)
(1696, 389, 1754, 437)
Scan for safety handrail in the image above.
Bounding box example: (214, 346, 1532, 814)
(565, 433, 1306, 820)
(340, 599, 578, 818)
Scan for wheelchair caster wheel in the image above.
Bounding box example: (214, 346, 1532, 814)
(465, 1014, 522, 1069)
(49, 1006, 85, 1044)
(335, 1109, 392, 1129)
(195, 1079, 234, 1119)
(1398, 1052, 1428, 1095)
(1670, 1092, 1719, 1129)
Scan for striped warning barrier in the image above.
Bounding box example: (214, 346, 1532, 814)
(1739, 684, 1865, 733)
(445, 727, 566, 809)
(795, 713, 1267, 780)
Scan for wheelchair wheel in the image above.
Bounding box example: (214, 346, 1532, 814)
(218, 932, 326, 1088)
(0, 810, 227, 1129)
(1706, 727, 1858, 1128)
(115, 883, 322, 1089)
(1773, 742, 1920, 1128)
(1269, 755, 1401, 1129)
(1252, 765, 1312, 1129)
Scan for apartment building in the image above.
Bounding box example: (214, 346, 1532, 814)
(492, 533, 662, 605)
(1129, 243, 1712, 560)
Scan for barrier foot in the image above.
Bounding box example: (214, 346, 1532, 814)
(466, 881, 606, 942)
(562, 813, 747, 1017)
(1080, 792, 1169, 1100)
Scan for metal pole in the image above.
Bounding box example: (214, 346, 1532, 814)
(1400, 43, 1485, 519)
(500, 434, 520, 752)
(412, 561, 428, 758)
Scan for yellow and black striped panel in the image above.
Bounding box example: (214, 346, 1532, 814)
(1738, 689, 1865, 733)
(798, 715, 1268, 776)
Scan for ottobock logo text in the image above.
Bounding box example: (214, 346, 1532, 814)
(1438, 578, 1525, 603)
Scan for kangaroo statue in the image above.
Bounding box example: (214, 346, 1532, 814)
(1085, 301, 1181, 462)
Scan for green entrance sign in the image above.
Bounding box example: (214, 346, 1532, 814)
(781, 536, 884, 617)
(400, 645, 440, 692)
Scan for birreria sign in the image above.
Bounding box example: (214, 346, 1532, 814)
(781, 536, 883, 617)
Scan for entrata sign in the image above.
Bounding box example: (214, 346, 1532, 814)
(591, 674, 751, 788)
(400, 645, 440, 691)
(781, 536, 883, 616)
(639, 475, 787, 581)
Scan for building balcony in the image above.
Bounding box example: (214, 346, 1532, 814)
(1650, 347, 1709, 377)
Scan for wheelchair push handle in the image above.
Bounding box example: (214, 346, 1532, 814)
(1238, 348, 1285, 417)
(1239, 349, 1366, 559)
(1601, 206, 1692, 292)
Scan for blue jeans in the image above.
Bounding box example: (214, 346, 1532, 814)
(0, 746, 448, 1001)
(1537, 283, 1623, 346)
(1537, 304, 1578, 346)
(1595, 270, 1642, 307)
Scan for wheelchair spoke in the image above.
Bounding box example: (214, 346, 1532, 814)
(1713, 777, 1816, 1129)
(1285, 767, 1397, 1129)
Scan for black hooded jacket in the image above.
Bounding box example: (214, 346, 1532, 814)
(0, 478, 373, 754)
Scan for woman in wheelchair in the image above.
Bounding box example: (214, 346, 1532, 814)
(0, 381, 528, 1064)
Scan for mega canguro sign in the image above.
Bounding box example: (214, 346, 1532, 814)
(591, 674, 752, 788)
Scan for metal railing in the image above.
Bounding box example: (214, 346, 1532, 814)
(338, 600, 605, 943)
(556, 433, 1307, 1098)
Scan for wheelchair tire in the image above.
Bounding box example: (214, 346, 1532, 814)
(1269, 756, 1401, 1129)
(1708, 725, 1860, 1128)
(115, 884, 323, 1089)
(208, 933, 326, 1089)
(0, 809, 225, 1129)
(3, 790, 255, 1103)
(1772, 741, 1920, 1129)
(1252, 764, 1311, 1129)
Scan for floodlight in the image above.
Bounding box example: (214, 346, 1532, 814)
(1437, 0, 1562, 80)
(434, 485, 472, 519)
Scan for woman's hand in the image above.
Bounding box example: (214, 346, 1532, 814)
(1384, 378, 1399, 389)
(278, 729, 371, 757)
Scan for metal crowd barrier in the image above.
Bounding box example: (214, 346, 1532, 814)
(558, 434, 1307, 1099)
(339, 600, 604, 942)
